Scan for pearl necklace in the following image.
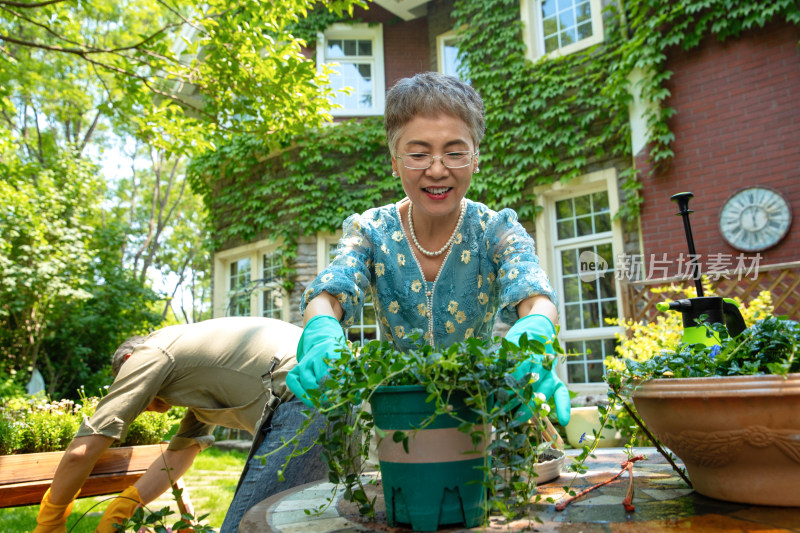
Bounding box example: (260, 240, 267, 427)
(408, 200, 466, 257)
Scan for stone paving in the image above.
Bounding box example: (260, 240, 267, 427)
(239, 447, 800, 533)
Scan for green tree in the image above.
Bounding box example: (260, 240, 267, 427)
(0, 0, 365, 155)
(0, 138, 162, 396)
(1, 0, 365, 395)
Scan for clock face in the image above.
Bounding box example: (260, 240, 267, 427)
(719, 187, 792, 252)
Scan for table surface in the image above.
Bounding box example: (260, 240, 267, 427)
(239, 447, 800, 533)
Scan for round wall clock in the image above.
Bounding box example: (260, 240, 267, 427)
(719, 187, 792, 252)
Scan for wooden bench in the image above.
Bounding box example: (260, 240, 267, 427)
(0, 444, 168, 508)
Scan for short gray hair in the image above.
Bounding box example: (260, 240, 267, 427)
(111, 336, 146, 377)
(384, 72, 485, 155)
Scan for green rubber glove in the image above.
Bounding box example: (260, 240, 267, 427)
(505, 314, 571, 426)
(286, 315, 346, 407)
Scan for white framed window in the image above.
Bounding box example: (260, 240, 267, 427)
(534, 168, 624, 392)
(317, 23, 385, 116)
(213, 239, 289, 320)
(437, 31, 463, 79)
(260, 250, 284, 319)
(520, 0, 604, 60)
(228, 257, 252, 316)
(318, 233, 381, 345)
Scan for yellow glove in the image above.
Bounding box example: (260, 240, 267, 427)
(33, 487, 80, 533)
(96, 486, 143, 533)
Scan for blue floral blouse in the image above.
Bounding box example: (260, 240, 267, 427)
(301, 198, 558, 351)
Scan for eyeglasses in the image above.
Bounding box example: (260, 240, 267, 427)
(396, 151, 478, 170)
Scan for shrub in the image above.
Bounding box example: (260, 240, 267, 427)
(0, 392, 183, 455)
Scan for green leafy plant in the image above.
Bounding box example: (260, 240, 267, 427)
(278, 333, 566, 526)
(0, 391, 183, 455)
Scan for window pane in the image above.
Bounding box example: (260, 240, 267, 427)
(262, 288, 282, 319)
(604, 338, 618, 358)
(362, 303, 377, 325)
(595, 212, 611, 233)
(558, 219, 575, 239)
(344, 39, 357, 55)
(541, 0, 597, 53)
(599, 274, 616, 299)
(587, 362, 604, 382)
(592, 190, 609, 211)
(561, 27, 577, 46)
(358, 63, 372, 79)
(568, 363, 586, 383)
(576, 215, 593, 237)
(585, 339, 602, 360)
(559, 10, 576, 33)
(574, 194, 591, 216)
(544, 35, 559, 53)
(577, 1, 591, 23)
(580, 279, 597, 300)
(230, 258, 251, 290)
(330, 62, 374, 110)
(577, 22, 593, 40)
(556, 0, 573, 11)
(327, 39, 344, 57)
(582, 302, 599, 328)
(564, 338, 616, 384)
(556, 198, 574, 219)
(263, 252, 281, 280)
(565, 303, 582, 330)
(601, 299, 618, 321)
(563, 276, 580, 302)
(442, 40, 462, 78)
(597, 242, 613, 267)
(358, 40, 372, 55)
(561, 249, 577, 275)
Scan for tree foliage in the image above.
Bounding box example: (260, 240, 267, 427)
(1, 0, 372, 395)
(0, 138, 162, 397)
(0, 0, 366, 155)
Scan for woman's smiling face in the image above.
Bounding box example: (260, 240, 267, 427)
(392, 113, 478, 221)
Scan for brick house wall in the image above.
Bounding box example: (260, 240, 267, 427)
(635, 20, 800, 275)
(330, 4, 430, 109)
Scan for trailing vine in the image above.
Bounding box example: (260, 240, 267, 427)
(452, 0, 800, 221)
(187, 117, 399, 289)
(188, 0, 800, 282)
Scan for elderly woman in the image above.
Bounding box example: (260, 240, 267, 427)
(287, 72, 570, 426)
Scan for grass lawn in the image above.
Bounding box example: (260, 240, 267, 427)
(0, 447, 247, 532)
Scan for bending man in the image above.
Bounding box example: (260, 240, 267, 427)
(34, 316, 326, 533)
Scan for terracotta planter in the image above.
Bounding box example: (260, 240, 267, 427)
(0, 443, 167, 508)
(631, 373, 800, 507)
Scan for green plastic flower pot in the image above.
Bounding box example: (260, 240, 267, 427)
(369, 385, 488, 532)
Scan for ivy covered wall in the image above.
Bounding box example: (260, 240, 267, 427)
(188, 0, 800, 314)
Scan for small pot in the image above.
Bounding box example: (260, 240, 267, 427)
(632, 373, 800, 507)
(496, 446, 566, 487)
